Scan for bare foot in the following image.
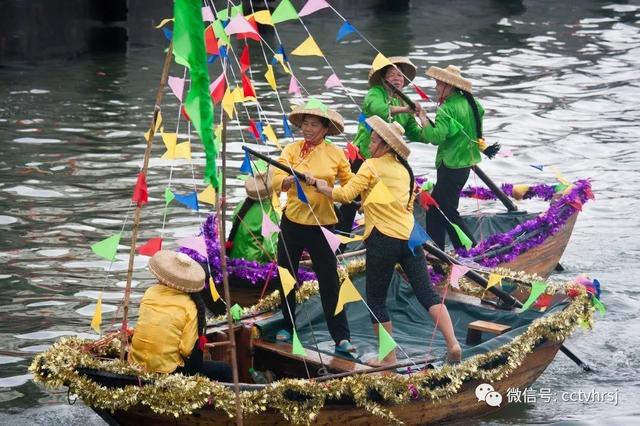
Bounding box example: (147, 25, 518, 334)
(446, 342, 462, 363)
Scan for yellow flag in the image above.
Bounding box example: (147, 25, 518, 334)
(337, 234, 364, 244)
(335, 276, 362, 315)
(273, 54, 291, 74)
(262, 124, 282, 149)
(222, 87, 235, 118)
(198, 185, 216, 205)
(252, 10, 273, 25)
(174, 141, 191, 160)
(291, 36, 324, 57)
(91, 293, 103, 334)
(487, 273, 502, 289)
(278, 266, 296, 296)
(214, 125, 222, 142)
(265, 65, 277, 90)
(551, 166, 570, 185)
(363, 181, 395, 206)
(209, 277, 220, 302)
(371, 52, 393, 72)
(232, 85, 245, 103)
(160, 132, 178, 160)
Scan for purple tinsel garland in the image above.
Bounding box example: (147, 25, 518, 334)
(461, 183, 559, 201)
(455, 179, 593, 267)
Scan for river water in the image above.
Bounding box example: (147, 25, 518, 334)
(0, 0, 639, 424)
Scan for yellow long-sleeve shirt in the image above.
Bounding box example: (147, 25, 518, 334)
(271, 139, 353, 226)
(129, 284, 198, 374)
(332, 153, 415, 240)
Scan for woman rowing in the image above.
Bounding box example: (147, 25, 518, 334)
(315, 116, 462, 366)
(270, 101, 357, 354)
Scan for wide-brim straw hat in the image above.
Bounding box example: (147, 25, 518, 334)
(288, 104, 344, 136)
(149, 250, 205, 293)
(365, 116, 411, 160)
(426, 65, 472, 93)
(245, 172, 273, 201)
(368, 56, 417, 87)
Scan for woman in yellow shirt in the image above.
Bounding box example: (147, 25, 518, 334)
(129, 250, 232, 380)
(270, 102, 356, 354)
(316, 116, 461, 366)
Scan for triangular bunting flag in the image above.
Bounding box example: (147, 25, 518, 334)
(262, 124, 281, 149)
(230, 304, 243, 321)
(91, 293, 103, 334)
(451, 223, 473, 249)
(236, 16, 260, 41)
(273, 46, 291, 74)
(164, 187, 175, 205)
(378, 325, 397, 361)
(231, 85, 245, 103)
(530, 164, 544, 171)
(278, 266, 296, 296)
(224, 14, 258, 36)
(247, 119, 261, 140)
(414, 85, 430, 101)
(294, 176, 308, 204)
(240, 45, 251, 73)
(336, 21, 357, 41)
(418, 191, 439, 210)
(408, 222, 430, 255)
(91, 233, 121, 261)
(239, 150, 253, 175)
(177, 235, 207, 257)
(321, 227, 341, 253)
(201, 6, 214, 22)
(324, 73, 343, 88)
(209, 72, 227, 104)
(209, 277, 220, 302)
(252, 10, 273, 26)
(174, 141, 191, 160)
(282, 114, 293, 137)
(215, 4, 243, 21)
(271, 0, 299, 24)
(137, 237, 163, 257)
(288, 75, 301, 96)
(520, 281, 547, 312)
(487, 273, 502, 289)
(161, 131, 178, 159)
(198, 185, 216, 205)
(261, 212, 281, 237)
(221, 87, 235, 118)
(291, 36, 324, 57)
(592, 297, 606, 316)
(204, 25, 219, 55)
(371, 53, 393, 72)
(241, 73, 256, 99)
(533, 294, 553, 310)
(363, 180, 395, 206)
(212, 19, 229, 45)
(292, 329, 305, 356)
(299, 0, 330, 16)
(167, 76, 185, 101)
(174, 191, 199, 211)
(336, 234, 364, 244)
(131, 172, 148, 206)
(345, 142, 361, 162)
(264, 65, 277, 91)
(334, 276, 362, 315)
(162, 27, 172, 41)
(449, 264, 469, 289)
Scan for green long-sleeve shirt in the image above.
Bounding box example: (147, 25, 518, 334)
(421, 91, 484, 169)
(353, 85, 427, 158)
(229, 199, 279, 263)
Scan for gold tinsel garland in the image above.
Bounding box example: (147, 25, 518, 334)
(29, 281, 595, 426)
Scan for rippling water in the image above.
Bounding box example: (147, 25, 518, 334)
(1, 1, 639, 424)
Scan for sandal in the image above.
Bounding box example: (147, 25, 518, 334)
(275, 329, 291, 342)
(335, 339, 357, 354)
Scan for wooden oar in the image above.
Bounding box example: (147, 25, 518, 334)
(382, 78, 435, 126)
(471, 165, 518, 212)
(422, 242, 593, 372)
(242, 145, 309, 181)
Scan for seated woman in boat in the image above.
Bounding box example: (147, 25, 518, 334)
(270, 102, 357, 354)
(226, 172, 279, 263)
(129, 250, 232, 381)
(337, 56, 426, 235)
(315, 116, 462, 365)
(416, 65, 490, 250)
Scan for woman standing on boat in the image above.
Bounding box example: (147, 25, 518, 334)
(417, 65, 484, 250)
(315, 116, 461, 365)
(337, 56, 426, 235)
(270, 103, 357, 354)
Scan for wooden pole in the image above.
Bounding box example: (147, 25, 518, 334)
(119, 43, 173, 361)
(216, 115, 244, 425)
(471, 165, 518, 212)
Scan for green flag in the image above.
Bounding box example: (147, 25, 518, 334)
(292, 329, 305, 356)
(378, 325, 397, 361)
(451, 223, 473, 250)
(216, 4, 243, 21)
(164, 187, 175, 205)
(173, 0, 220, 188)
(520, 281, 547, 312)
(591, 297, 606, 316)
(554, 183, 569, 193)
(271, 0, 299, 24)
(91, 233, 121, 261)
(230, 303, 243, 321)
(212, 19, 229, 46)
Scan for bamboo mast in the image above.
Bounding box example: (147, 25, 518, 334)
(119, 43, 173, 360)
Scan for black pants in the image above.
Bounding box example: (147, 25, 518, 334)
(276, 213, 350, 344)
(426, 165, 477, 250)
(176, 345, 233, 382)
(336, 158, 364, 235)
(365, 228, 441, 323)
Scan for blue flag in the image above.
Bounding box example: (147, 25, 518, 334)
(219, 45, 228, 60)
(530, 164, 544, 171)
(408, 222, 431, 255)
(294, 176, 308, 204)
(207, 54, 219, 64)
(174, 191, 199, 211)
(271, 45, 288, 64)
(358, 112, 371, 131)
(239, 150, 253, 175)
(336, 21, 357, 41)
(255, 121, 266, 142)
(162, 27, 173, 41)
(282, 114, 293, 137)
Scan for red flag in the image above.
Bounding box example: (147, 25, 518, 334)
(137, 237, 163, 257)
(567, 199, 583, 211)
(240, 45, 251, 73)
(248, 119, 261, 140)
(181, 105, 191, 122)
(533, 293, 553, 309)
(345, 142, 362, 162)
(241, 73, 256, 98)
(204, 26, 219, 55)
(210, 75, 227, 104)
(236, 17, 260, 41)
(419, 191, 439, 210)
(132, 172, 148, 206)
(413, 85, 430, 101)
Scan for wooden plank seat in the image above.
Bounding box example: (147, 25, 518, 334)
(466, 320, 512, 345)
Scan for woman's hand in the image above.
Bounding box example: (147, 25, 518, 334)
(314, 179, 333, 197)
(281, 176, 295, 192)
(303, 173, 316, 186)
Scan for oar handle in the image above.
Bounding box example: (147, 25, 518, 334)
(383, 79, 435, 126)
(242, 146, 308, 181)
(471, 165, 518, 212)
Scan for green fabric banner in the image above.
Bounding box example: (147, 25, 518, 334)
(173, 0, 220, 188)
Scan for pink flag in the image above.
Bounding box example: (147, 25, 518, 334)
(201, 6, 214, 22)
(261, 212, 281, 238)
(324, 73, 343, 88)
(177, 235, 208, 258)
(288, 75, 301, 96)
(209, 72, 227, 103)
(224, 14, 258, 36)
(168, 76, 185, 102)
(321, 227, 341, 253)
(449, 264, 469, 289)
(299, 0, 331, 16)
